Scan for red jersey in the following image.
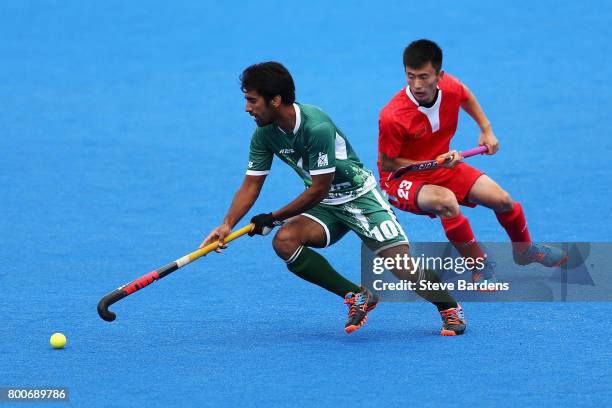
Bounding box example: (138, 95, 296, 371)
(377, 74, 468, 180)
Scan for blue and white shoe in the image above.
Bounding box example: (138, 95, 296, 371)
(513, 243, 567, 267)
(471, 260, 497, 284)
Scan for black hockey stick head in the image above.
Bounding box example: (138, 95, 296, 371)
(97, 290, 126, 322)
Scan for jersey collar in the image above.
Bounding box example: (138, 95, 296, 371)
(292, 103, 301, 134)
(405, 87, 442, 132)
(405, 86, 441, 110)
(276, 103, 302, 135)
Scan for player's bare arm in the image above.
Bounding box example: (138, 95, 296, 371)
(271, 173, 334, 221)
(379, 152, 420, 172)
(248, 173, 336, 237)
(436, 150, 463, 168)
(200, 174, 266, 249)
(460, 85, 499, 154)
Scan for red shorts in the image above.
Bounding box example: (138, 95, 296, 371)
(381, 162, 484, 218)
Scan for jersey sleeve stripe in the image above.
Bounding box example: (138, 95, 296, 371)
(246, 170, 270, 176)
(309, 167, 336, 176)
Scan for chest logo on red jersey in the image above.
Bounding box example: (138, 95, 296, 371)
(412, 125, 428, 139)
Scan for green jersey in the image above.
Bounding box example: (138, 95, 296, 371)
(246, 103, 376, 205)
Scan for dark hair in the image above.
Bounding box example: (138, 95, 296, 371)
(240, 61, 296, 105)
(403, 39, 443, 73)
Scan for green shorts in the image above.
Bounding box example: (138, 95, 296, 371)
(302, 187, 409, 254)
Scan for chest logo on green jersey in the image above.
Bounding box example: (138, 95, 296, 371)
(279, 148, 295, 154)
(317, 152, 329, 167)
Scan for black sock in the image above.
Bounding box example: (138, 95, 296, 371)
(415, 268, 459, 311)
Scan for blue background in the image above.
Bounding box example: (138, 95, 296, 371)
(1, 1, 611, 406)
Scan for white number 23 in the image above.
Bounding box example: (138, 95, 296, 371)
(397, 180, 413, 200)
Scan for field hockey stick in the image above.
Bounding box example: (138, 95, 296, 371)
(389, 145, 488, 180)
(97, 223, 254, 322)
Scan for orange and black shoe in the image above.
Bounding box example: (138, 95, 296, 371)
(439, 304, 467, 336)
(344, 286, 379, 334)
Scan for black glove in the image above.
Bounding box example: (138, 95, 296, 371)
(249, 213, 282, 236)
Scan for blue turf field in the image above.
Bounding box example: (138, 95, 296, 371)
(2, 1, 612, 406)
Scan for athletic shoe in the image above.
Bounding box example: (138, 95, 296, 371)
(471, 260, 497, 284)
(439, 304, 467, 336)
(344, 286, 379, 334)
(513, 243, 567, 267)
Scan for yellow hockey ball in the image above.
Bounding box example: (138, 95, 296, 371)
(50, 333, 67, 349)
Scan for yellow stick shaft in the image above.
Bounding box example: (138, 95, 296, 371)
(174, 223, 254, 267)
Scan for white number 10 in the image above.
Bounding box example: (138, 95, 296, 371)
(370, 220, 399, 241)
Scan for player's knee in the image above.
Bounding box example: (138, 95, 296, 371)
(272, 227, 301, 260)
(496, 191, 514, 212)
(433, 190, 460, 217)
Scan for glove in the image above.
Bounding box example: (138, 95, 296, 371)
(249, 213, 282, 236)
